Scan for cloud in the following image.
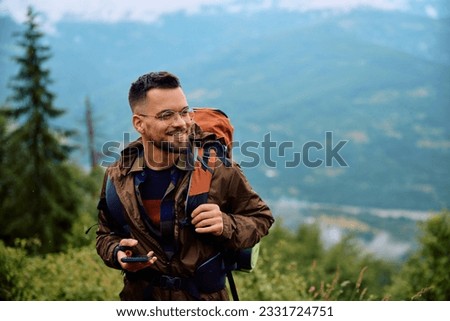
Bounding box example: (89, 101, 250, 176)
(0, 0, 410, 28)
(0, 0, 231, 24)
(276, 0, 409, 12)
(425, 5, 438, 19)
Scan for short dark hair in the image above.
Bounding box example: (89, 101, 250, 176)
(128, 71, 181, 111)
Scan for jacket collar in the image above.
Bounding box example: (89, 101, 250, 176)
(120, 138, 195, 176)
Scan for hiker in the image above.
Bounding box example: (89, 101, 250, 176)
(96, 71, 274, 300)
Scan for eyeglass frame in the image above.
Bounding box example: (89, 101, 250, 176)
(136, 106, 192, 122)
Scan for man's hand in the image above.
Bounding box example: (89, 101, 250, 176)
(117, 238, 157, 272)
(191, 203, 224, 236)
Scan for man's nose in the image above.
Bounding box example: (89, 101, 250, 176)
(171, 112, 191, 127)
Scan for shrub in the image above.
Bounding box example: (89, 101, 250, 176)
(0, 241, 122, 300)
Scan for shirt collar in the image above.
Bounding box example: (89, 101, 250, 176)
(128, 147, 195, 175)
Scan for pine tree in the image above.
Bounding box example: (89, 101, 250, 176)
(0, 7, 81, 253)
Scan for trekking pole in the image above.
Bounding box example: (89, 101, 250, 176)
(226, 271, 239, 301)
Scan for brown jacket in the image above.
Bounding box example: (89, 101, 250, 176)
(96, 133, 274, 300)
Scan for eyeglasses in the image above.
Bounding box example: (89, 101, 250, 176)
(137, 106, 192, 122)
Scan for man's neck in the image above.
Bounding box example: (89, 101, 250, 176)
(143, 142, 177, 171)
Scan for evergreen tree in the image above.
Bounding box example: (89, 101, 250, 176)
(0, 7, 81, 253)
(388, 210, 450, 300)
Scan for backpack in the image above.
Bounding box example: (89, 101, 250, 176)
(189, 108, 260, 273)
(105, 107, 259, 300)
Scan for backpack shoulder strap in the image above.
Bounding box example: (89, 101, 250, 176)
(185, 146, 216, 218)
(104, 176, 131, 236)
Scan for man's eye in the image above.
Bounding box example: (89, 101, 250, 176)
(159, 111, 175, 120)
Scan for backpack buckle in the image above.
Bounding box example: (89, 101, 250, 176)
(159, 275, 183, 290)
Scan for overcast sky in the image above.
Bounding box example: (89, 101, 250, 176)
(0, 0, 413, 25)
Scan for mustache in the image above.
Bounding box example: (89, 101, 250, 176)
(166, 128, 188, 136)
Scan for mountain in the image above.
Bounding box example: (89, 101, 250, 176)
(1, 7, 449, 259)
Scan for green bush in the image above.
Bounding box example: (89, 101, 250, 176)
(387, 210, 450, 300)
(231, 222, 397, 301)
(0, 241, 27, 300)
(233, 242, 309, 300)
(0, 240, 122, 300)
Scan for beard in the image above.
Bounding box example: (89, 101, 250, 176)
(154, 140, 189, 154)
(150, 130, 190, 154)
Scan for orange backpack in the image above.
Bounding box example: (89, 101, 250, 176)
(192, 107, 234, 159)
(189, 107, 259, 270)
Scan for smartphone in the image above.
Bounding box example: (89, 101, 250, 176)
(121, 255, 151, 263)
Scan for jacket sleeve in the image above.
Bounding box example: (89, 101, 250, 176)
(95, 169, 122, 269)
(210, 163, 274, 250)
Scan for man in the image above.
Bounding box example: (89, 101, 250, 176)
(96, 71, 274, 300)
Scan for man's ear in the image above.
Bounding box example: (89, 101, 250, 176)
(132, 114, 144, 134)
